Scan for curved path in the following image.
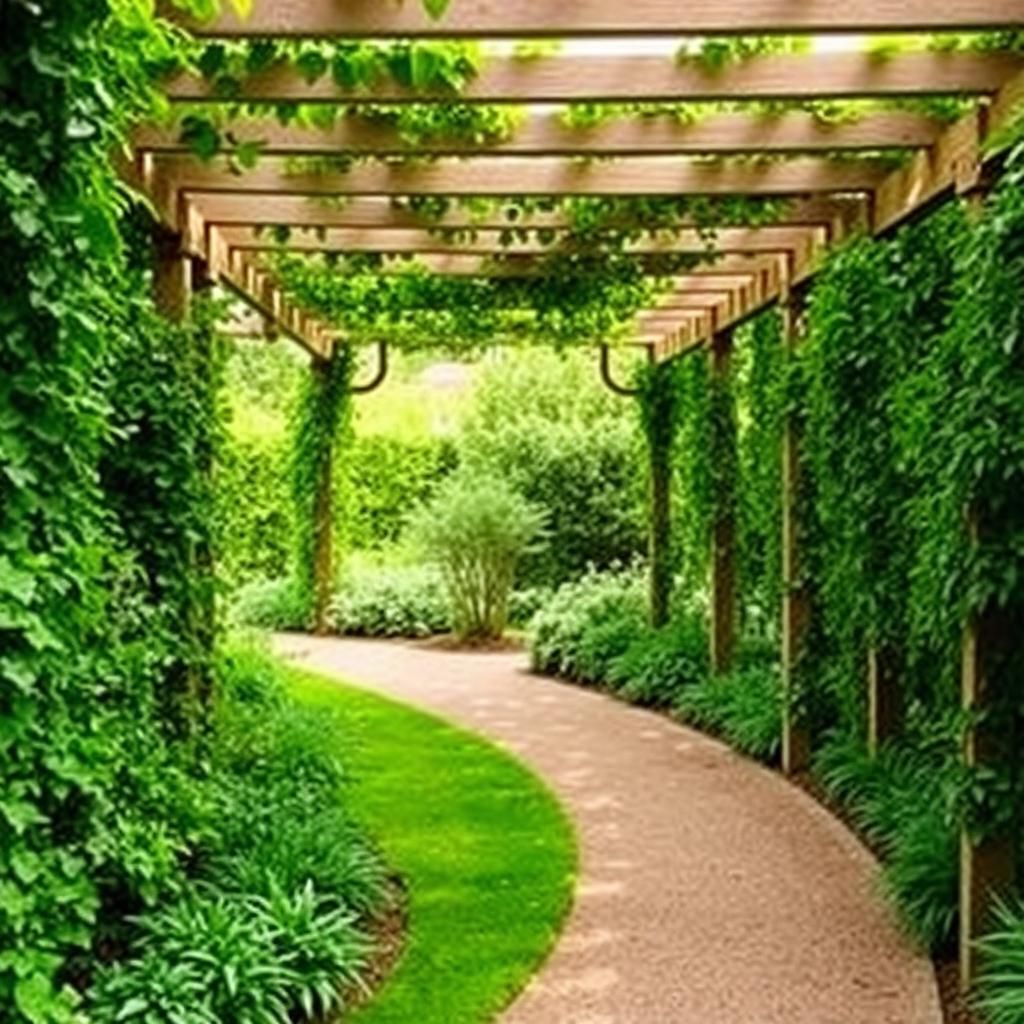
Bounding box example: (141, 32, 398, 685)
(276, 635, 941, 1024)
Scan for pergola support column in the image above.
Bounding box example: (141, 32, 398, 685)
(781, 287, 812, 775)
(867, 646, 901, 755)
(153, 228, 192, 318)
(709, 328, 737, 675)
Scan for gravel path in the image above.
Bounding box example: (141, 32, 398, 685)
(275, 635, 942, 1024)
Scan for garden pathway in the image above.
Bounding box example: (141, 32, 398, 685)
(274, 635, 942, 1024)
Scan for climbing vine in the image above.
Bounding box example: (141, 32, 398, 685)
(288, 347, 356, 631)
(635, 360, 684, 628)
(734, 309, 785, 635)
(0, 4, 228, 1019)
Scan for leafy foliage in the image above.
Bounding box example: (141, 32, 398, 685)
(635, 359, 685, 627)
(814, 734, 959, 951)
(86, 640, 386, 1024)
(329, 562, 450, 638)
(675, 664, 782, 763)
(977, 899, 1024, 1024)
(460, 349, 646, 588)
(410, 473, 546, 640)
(289, 348, 355, 628)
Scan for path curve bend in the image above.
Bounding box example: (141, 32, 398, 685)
(276, 635, 941, 1024)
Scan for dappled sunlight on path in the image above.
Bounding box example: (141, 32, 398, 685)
(275, 635, 941, 1024)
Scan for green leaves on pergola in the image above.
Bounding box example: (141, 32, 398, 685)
(133, 2, 1024, 359)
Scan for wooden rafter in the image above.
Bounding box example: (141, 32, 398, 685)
(151, 155, 888, 211)
(157, 0, 1024, 37)
(216, 223, 824, 257)
(187, 194, 862, 232)
(137, 109, 946, 158)
(163, 52, 1023, 105)
(242, 250, 787, 279)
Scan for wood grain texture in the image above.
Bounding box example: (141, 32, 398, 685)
(164, 53, 1023, 103)
(157, 0, 1024, 37)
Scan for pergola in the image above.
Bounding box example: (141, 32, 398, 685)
(135, 0, 1024, 991)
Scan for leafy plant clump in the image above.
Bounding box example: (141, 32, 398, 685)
(410, 472, 546, 642)
(814, 735, 959, 952)
(231, 575, 310, 631)
(528, 566, 648, 680)
(85, 639, 389, 1024)
(606, 616, 708, 707)
(329, 563, 451, 638)
(976, 898, 1024, 1024)
(675, 665, 783, 763)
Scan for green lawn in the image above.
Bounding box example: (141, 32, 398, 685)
(288, 669, 577, 1024)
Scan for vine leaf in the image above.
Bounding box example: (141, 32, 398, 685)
(422, 0, 451, 20)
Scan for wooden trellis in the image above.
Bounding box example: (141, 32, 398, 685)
(138, 2, 1024, 990)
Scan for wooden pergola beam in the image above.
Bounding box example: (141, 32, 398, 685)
(189, 193, 859, 232)
(163, 52, 1023, 104)
(206, 227, 332, 359)
(247, 250, 786, 279)
(157, 0, 1024, 37)
(137, 109, 945, 158)
(216, 223, 823, 257)
(154, 155, 888, 210)
(872, 68, 1024, 233)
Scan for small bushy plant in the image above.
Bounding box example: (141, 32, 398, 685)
(976, 898, 1024, 1024)
(411, 473, 546, 641)
(330, 563, 450, 638)
(607, 616, 708, 707)
(675, 665, 782, 762)
(528, 566, 646, 679)
(814, 734, 959, 952)
(230, 576, 308, 631)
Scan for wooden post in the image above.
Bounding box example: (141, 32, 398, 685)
(781, 286, 812, 775)
(709, 328, 737, 674)
(959, 603, 1017, 990)
(153, 228, 192, 319)
(867, 646, 901, 755)
(956, 156, 1016, 993)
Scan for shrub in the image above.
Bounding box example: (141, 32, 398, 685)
(342, 434, 457, 550)
(230, 576, 308, 631)
(607, 616, 708, 707)
(674, 665, 783, 762)
(87, 640, 387, 1024)
(976, 898, 1024, 1024)
(527, 566, 646, 679)
(814, 735, 959, 952)
(329, 562, 450, 638)
(90, 886, 368, 1024)
(460, 349, 646, 588)
(411, 473, 546, 641)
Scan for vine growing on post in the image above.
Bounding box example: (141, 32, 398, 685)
(289, 346, 355, 633)
(636, 359, 683, 628)
(1, 2, 232, 1018)
(734, 309, 785, 638)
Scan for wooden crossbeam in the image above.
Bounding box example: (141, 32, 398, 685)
(206, 227, 332, 358)
(873, 68, 1024, 232)
(189, 193, 859, 231)
(217, 223, 823, 257)
(157, 0, 1024, 37)
(137, 109, 945, 158)
(164, 52, 1023, 104)
(246, 250, 784, 278)
(156, 155, 888, 204)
